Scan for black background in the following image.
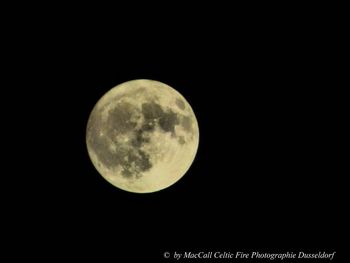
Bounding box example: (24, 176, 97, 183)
(3, 3, 343, 262)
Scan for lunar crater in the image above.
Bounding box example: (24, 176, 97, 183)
(175, 98, 186, 110)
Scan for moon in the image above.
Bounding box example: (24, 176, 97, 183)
(86, 79, 199, 193)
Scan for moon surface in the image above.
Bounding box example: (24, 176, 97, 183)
(86, 79, 199, 193)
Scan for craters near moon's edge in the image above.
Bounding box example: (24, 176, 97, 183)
(175, 98, 186, 110)
(88, 100, 193, 180)
(181, 115, 193, 133)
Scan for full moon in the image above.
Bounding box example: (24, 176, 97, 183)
(86, 79, 199, 193)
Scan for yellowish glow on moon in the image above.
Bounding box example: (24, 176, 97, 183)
(86, 79, 199, 193)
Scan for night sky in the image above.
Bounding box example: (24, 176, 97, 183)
(3, 3, 342, 262)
